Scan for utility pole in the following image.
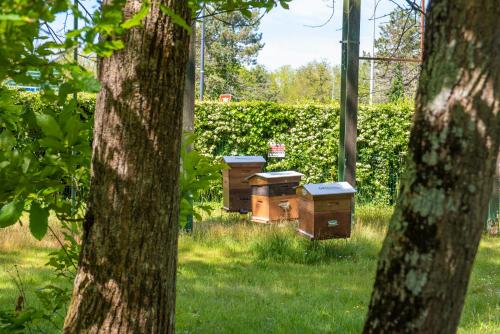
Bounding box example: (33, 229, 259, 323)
(369, 0, 378, 105)
(338, 0, 349, 182)
(345, 0, 361, 187)
(199, 5, 206, 101)
(339, 0, 361, 188)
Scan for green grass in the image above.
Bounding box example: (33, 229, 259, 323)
(1, 205, 498, 333)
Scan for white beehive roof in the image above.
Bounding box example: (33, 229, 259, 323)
(251, 171, 304, 179)
(222, 156, 266, 165)
(303, 182, 356, 196)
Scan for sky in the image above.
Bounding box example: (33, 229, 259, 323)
(257, 0, 404, 70)
(65, 0, 413, 70)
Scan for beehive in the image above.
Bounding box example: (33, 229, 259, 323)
(297, 182, 356, 240)
(247, 171, 304, 223)
(222, 156, 266, 213)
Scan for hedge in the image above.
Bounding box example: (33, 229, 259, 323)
(195, 101, 413, 204)
(5, 92, 414, 204)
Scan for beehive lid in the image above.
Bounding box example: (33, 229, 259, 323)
(302, 182, 356, 196)
(250, 171, 304, 179)
(246, 171, 304, 185)
(222, 156, 266, 165)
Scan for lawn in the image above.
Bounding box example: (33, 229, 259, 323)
(1, 206, 499, 333)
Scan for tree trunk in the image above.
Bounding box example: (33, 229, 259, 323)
(182, 22, 196, 134)
(63, 1, 190, 333)
(364, 1, 500, 333)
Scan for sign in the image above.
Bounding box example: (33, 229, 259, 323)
(268, 142, 285, 158)
(219, 94, 233, 102)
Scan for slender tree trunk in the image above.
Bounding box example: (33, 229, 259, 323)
(364, 1, 500, 333)
(63, 1, 190, 333)
(183, 22, 196, 134)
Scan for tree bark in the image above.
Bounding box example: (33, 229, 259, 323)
(63, 1, 190, 333)
(364, 1, 500, 333)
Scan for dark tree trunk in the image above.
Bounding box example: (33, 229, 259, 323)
(364, 1, 500, 333)
(63, 1, 190, 333)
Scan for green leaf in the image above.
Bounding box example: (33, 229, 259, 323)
(35, 113, 63, 139)
(0, 200, 24, 228)
(64, 116, 82, 146)
(29, 202, 49, 240)
(0, 130, 16, 149)
(39, 137, 65, 151)
(121, 2, 150, 29)
(159, 5, 191, 32)
(279, 0, 291, 9)
(0, 14, 22, 21)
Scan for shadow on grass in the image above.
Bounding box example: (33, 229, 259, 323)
(176, 257, 374, 334)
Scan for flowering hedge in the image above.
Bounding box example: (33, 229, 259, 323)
(195, 101, 414, 204)
(4, 93, 413, 204)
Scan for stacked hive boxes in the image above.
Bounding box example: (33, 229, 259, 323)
(222, 156, 266, 213)
(297, 182, 356, 240)
(246, 171, 304, 223)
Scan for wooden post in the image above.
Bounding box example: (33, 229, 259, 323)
(183, 23, 196, 232)
(338, 0, 349, 182)
(339, 0, 361, 188)
(345, 0, 361, 187)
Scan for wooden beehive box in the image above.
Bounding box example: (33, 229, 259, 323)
(297, 182, 356, 240)
(222, 156, 266, 213)
(247, 171, 304, 223)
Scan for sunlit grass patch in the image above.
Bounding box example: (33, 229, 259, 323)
(0, 204, 498, 333)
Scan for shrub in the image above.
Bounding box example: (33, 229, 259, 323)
(195, 101, 413, 204)
(2, 93, 414, 206)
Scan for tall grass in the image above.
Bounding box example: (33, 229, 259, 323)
(2, 204, 498, 333)
(182, 202, 392, 265)
(0, 215, 62, 252)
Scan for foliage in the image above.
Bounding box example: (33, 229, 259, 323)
(0, 90, 84, 332)
(3, 95, 414, 206)
(179, 133, 227, 227)
(0, 218, 79, 333)
(0, 0, 292, 240)
(0, 91, 94, 238)
(374, 7, 421, 103)
(268, 60, 372, 104)
(196, 9, 265, 99)
(0, 0, 290, 329)
(237, 65, 277, 101)
(388, 63, 405, 103)
(270, 61, 335, 104)
(195, 101, 414, 203)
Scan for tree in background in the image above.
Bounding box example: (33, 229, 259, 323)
(238, 64, 278, 101)
(364, 0, 500, 332)
(388, 63, 405, 103)
(271, 60, 335, 104)
(197, 10, 264, 99)
(374, 7, 421, 103)
(269, 60, 370, 104)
